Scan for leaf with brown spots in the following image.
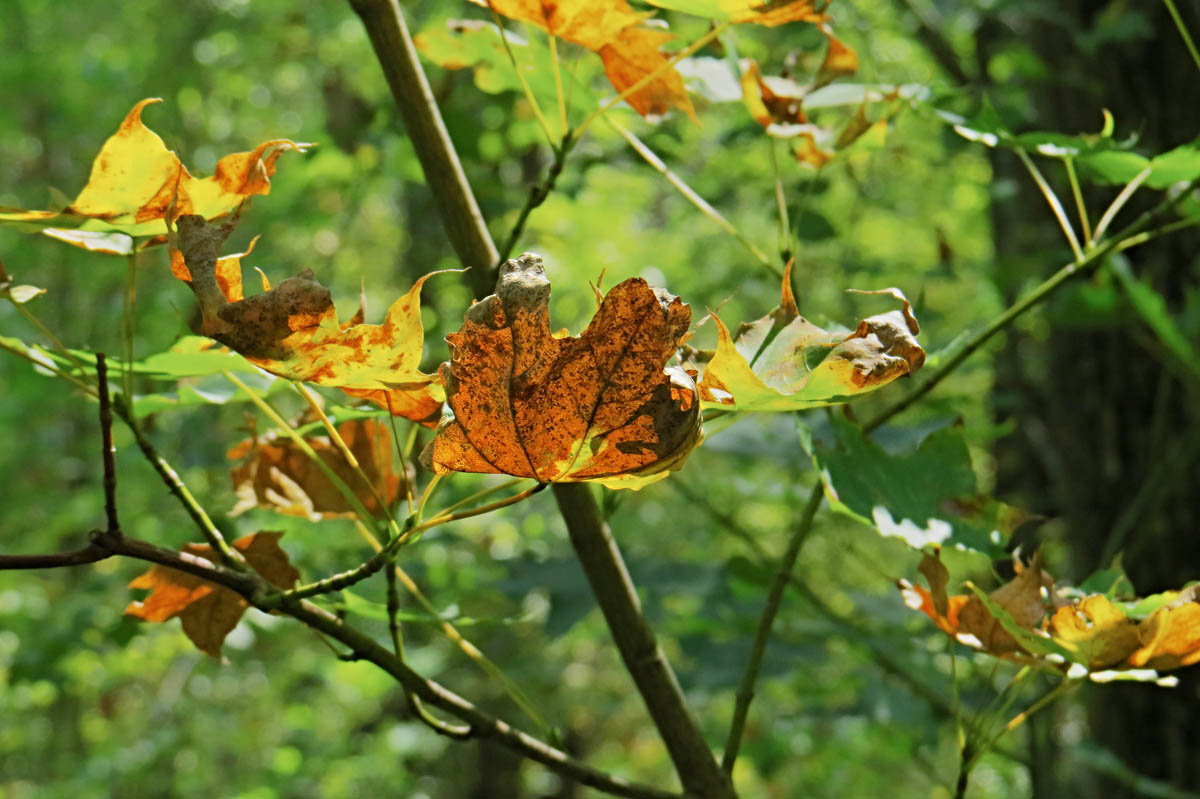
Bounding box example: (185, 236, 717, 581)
(694, 262, 925, 411)
(170, 214, 445, 425)
(229, 418, 406, 521)
(0, 99, 308, 251)
(125, 532, 299, 657)
(425, 253, 701, 490)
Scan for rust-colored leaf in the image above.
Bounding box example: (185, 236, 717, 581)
(171, 214, 444, 425)
(426, 253, 701, 489)
(739, 59, 808, 131)
(125, 532, 299, 657)
(793, 131, 833, 166)
(814, 26, 859, 87)
(478, 0, 695, 121)
(229, 418, 405, 521)
(1127, 590, 1200, 671)
(0, 99, 308, 247)
(599, 27, 698, 122)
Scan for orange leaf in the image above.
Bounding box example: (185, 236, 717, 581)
(171, 214, 445, 425)
(125, 532, 299, 657)
(229, 419, 406, 521)
(0, 99, 308, 246)
(1127, 592, 1200, 671)
(426, 253, 701, 489)
(793, 131, 833, 167)
(478, 0, 695, 121)
(725, 0, 827, 26)
(814, 27, 858, 87)
(1049, 594, 1141, 670)
(599, 27, 697, 122)
(739, 58, 807, 130)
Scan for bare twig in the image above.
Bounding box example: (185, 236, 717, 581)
(498, 133, 575, 265)
(96, 354, 120, 533)
(721, 482, 823, 773)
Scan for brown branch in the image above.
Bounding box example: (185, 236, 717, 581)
(96, 353, 120, 533)
(60, 529, 685, 799)
(0, 543, 110, 570)
(553, 483, 735, 799)
(348, 0, 500, 297)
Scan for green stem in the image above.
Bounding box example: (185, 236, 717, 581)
(721, 481, 823, 774)
(1063, 156, 1092, 243)
(489, 5, 556, 146)
(498, 132, 576, 265)
(1163, 0, 1200, 74)
(1015, 148, 1083, 260)
(608, 116, 774, 272)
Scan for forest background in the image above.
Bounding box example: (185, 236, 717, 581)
(1, 0, 1198, 797)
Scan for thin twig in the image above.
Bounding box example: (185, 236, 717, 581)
(488, 4, 556, 146)
(721, 482, 823, 774)
(608, 116, 775, 272)
(1091, 165, 1152, 244)
(1163, 0, 1200, 74)
(112, 396, 242, 568)
(0, 336, 99, 396)
(864, 178, 1200, 433)
(96, 354, 120, 533)
(498, 132, 576, 265)
(1015, 148, 1083, 260)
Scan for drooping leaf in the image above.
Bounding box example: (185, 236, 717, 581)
(229, 418, 405, 521)
(171, 214, 445, 425)
(0, 99, 309, 248)
(696, 263, 925, 412)
(425, 253, 701, 489)
(476, 0, 696, 121)
(125, 531, 299, 657)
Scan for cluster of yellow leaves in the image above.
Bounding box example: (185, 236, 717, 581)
(229, 418, 406, 521)
(0, 99, 308, 254)
(691, 262, 925, 411)
(901, 548, 1200, 675)
(470, 0, 835, 121)
(126, 532, 299, 657)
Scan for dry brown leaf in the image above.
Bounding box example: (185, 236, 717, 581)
(125, 532, 299, 657)
(229, 418, 405, 521)
(426, 253, 701, 489)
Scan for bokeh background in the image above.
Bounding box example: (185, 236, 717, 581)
(1, 1, 1196, 796)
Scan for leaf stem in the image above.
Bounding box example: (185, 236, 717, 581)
(0, 336, 98, 396)
(1015, 148, 1083, 260)
(1091, 165, 1152, 245)
(6, 297, 90, 377)
(607, 115, 775, 272)
(96, 354, 120, 533)
(549, 33, 569, 138)
(1063, 156, 1092, 244)
(489, 5, 557, 147)
(1163, 0, 1200, 74)
(498, 131, 577, 265)
(721, 481, 823, 774)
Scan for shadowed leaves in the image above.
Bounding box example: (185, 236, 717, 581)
(171, 214, 444, 425)
(426, 253, 701, 489)
(229, 418, 405, 521)
(0, 99, 308, 251)
(125, 532, 299, 657)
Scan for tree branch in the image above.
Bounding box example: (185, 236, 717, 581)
(554, 483, 735, 799)
(348, 0, 500, 298)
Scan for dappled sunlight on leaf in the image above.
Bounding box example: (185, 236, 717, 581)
(125, 532, 299, 657)
(425, 253, 701, 489)
(695, 262, 925, 411)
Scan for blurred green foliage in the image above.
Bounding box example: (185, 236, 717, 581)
(4, 0, 1187, 797)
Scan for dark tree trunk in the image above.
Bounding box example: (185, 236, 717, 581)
(979, 2, 1200, 795)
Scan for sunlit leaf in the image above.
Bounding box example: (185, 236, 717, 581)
(0, 99, 309, 247)
(425, 253, 701, 489)
(695, 263, 925, 412)
(125, 531, 299, 657)
(229, 418, 405, 521)
(171, 214, 445, 425)
(641, 0, 827, 26)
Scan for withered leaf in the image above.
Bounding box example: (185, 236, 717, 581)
(125, 532, 299, 657)
(229, 418, 405, 521)
(171, 214, 444, 425)
(696, 262, 925, 412)
(0, 99, 308, 248)
(426, 253, 701, 490)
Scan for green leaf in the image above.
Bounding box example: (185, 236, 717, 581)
(1075, 555, 1136, 600)
(804, 416, 1019, 557)
(1109, 257, 1200, 380)
(1146, 141, 1200, 189)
